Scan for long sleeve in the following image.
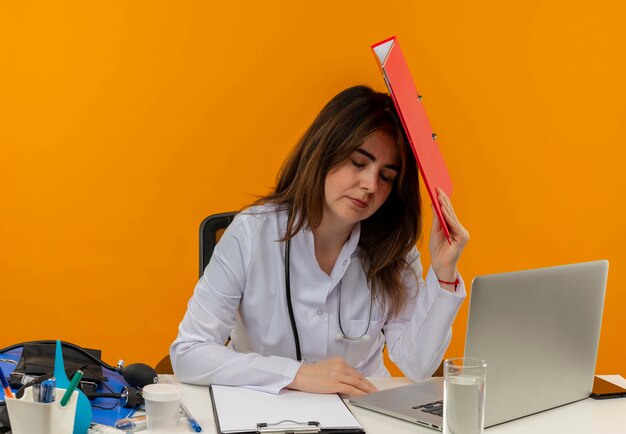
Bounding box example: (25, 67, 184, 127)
(383, 249, 466, 381)
(170, 213, 302, 394)
(171, 206, 466, 392)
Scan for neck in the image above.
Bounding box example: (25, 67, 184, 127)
(311, 217, 355, 275)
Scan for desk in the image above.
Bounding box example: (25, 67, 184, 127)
(172, 376, 626, 433)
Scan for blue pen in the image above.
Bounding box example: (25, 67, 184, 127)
(40, 377, 56, 403)
(114, 415, 147, 432)
(180, 401, 202, 432)
(0, 365, 14, 399)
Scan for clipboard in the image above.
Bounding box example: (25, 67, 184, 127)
(372, 36, 453, 243)
(209, 385, 365, 434)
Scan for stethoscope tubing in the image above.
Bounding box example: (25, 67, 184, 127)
(284, 238, 303, 361)
(284, 238, 373, 362)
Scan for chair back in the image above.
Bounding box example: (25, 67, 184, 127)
(199, 212, 237, 277)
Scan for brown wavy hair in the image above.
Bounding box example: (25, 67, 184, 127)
(257, 85, 421, 317)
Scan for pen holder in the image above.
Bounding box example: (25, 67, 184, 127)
(5, 387, 78, 434)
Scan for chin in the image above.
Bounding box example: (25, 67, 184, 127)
(341, 208, 373, 225)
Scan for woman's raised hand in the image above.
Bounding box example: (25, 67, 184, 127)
(429, 188, 470, 285)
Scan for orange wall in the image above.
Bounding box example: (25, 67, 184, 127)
(1, 1, 625, 376)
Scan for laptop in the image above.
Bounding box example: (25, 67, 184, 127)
(350, 260, 609, 430)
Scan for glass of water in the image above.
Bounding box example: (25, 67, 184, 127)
(443, 357, 487, 434)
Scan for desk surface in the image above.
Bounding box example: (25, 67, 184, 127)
(172, 376, 626, 434)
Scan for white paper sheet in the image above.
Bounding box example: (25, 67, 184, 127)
(211, 385, 363, 433)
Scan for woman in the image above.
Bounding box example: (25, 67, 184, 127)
(170, 85, 469, 396)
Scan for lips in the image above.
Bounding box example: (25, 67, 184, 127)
(349, 197, 368, 208)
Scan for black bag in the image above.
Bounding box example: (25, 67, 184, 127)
(12, 342, 106, 385)
(0, 402, 10, 434)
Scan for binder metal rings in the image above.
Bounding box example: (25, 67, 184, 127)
(256, 420, 321, 433)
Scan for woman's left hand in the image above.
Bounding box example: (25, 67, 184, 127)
(429, 188, 470, 283)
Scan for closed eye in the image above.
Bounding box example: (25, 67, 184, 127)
(380, 173, 395, 183)
(351, 159, 366, 168)
(351, 158, 396, 183)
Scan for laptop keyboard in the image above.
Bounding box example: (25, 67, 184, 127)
(412, 400, 444, 417)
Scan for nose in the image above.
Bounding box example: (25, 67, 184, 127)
(359, 168, 379, 193)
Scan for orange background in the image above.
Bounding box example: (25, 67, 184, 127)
(1, 1, 624, 376)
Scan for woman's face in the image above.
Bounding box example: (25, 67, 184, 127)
(323, 131, 401, 229)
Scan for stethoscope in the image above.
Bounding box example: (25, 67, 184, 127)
(284, 238, 373, 361)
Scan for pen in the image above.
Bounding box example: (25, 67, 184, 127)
(33, 383, 42, 402)
(60, 370, 83, 407)
(40, 377, 56, 403)
(114, 415, 147, 432)
(180, 401, 202, 432)
(0, 366, 14, 399)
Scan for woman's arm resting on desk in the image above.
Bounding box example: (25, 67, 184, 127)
(170, 273, 302, 394)
(287, 357, 377, 396)
(171, 338, 301, 394)
(170, 216, 302, 395)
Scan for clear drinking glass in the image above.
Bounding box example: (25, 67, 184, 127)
(443, 357, 487, 434)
